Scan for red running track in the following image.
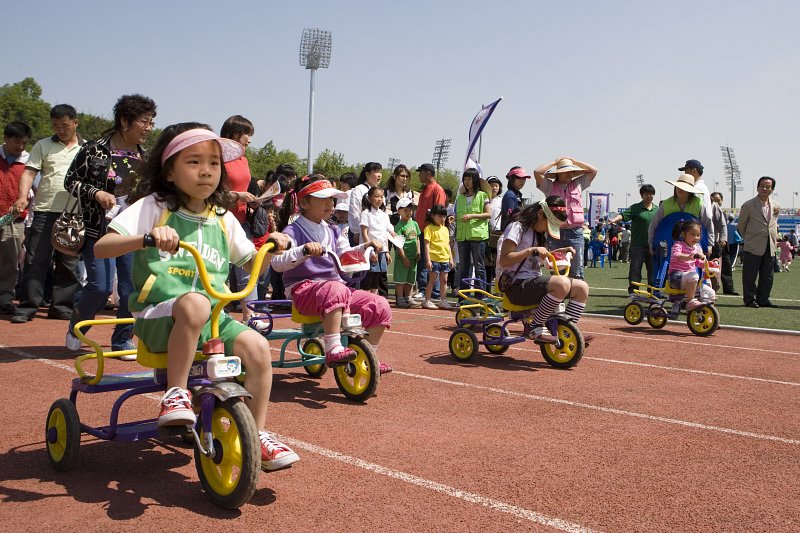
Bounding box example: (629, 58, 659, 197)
(0, 307, 798, 532)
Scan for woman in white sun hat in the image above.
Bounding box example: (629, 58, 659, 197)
(534, 157, 598, 279)
(647, 173, 714, 254)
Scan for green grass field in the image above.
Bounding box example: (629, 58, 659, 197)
(582, 259, 800, 331)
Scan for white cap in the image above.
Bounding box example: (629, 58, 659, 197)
(334, 201, 349, 211)
(396, 198, 414, 209)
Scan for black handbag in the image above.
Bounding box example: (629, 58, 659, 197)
(51, 182, 86, 256)
(497, 259, 526, 293)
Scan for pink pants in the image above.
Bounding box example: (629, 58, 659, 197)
(291, 280, 392, 329)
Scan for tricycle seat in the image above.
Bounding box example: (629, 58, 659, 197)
(136, 341, 205, 369)
(291, 306, 322, 325)
(501, 294, 539, 313)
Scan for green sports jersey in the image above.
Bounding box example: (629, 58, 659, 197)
(394, 218, 420, 261)
(108, 194, 255, 314)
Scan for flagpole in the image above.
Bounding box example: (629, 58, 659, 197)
(478, 135, 482, 163)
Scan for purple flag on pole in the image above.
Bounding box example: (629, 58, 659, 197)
(463, 97, 502, 177)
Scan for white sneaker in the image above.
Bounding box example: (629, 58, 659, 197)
(422, 300, 438, 310)
(412, 292, 425, 300)
(437, 299, 453, 310)
(65, 332, 82, 352)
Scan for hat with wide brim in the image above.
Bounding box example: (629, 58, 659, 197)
(545, 158, 586, 176)
(540, 200, 566, 239)
(458, 176, 492, 196)
(665, 173, 702, 194)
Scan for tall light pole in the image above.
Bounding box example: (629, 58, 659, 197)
(299, 28, 332, 175)
(387, 157, 400, 171)
(625, 192, 631, 208)
(793, 191, 798, 210)
(720, 146, 742, 208)
(432, 138, 451, 172)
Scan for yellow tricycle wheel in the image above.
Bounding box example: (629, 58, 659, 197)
(483, 324, 510, 355)
(686, 304, 720, 336)
(624, 302, 644, 325)
(449, 328, 478, 362)
(46, 399, 81, 472)
(539, 318, 585, 368)
(455, 306, 477, 329)
(334, 338, 379, 402)
(195, 399, 260, 509)
(301, 339, 328, 378)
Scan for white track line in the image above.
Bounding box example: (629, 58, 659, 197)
(587, 357, 800, 387)
(2, 344, 599, 532)
(274, 434, 599, 533)
(393, 371, 800, 445)
(387, 326, 800, 357)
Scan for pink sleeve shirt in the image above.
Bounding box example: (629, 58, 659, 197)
(668, 240, 702, 273)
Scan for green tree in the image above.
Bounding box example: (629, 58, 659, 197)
(246, 141, 304, 180)
(76, 113, 114, 142)
(313, 149, 352, 178)
(0, 78, 51, 145)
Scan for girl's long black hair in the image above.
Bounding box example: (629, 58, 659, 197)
(425, 204, 448, 226)
(672, 219, 701, 241)
(277, 173, 327, 230)
(361, 186, 386, 211)
(357, 162, 382, 185)
(385, 164, 411, 194)
(511, 195, 567, 245)
(129, 122, 232, 213)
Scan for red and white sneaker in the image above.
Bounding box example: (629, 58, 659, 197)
(259, 432, 300, 471)
(158, 387, 196, 427)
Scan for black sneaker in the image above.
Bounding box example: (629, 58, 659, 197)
(11, 313, 32, 323)
(0, 303, 15, 315)
(47, 309, 72, 320)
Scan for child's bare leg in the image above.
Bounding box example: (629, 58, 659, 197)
(681, 272, 699, 297)
(322, 307, 343, 336)
(235, 329, 299, 469)
(233, 329, 272, 430)
(424, 274, 436, 301)
(568, 279, 590, 304)
(167, 293, 210, 389)
(366, 325, 385, 345)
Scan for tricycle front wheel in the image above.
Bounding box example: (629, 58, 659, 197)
(195, 398, 260, 509)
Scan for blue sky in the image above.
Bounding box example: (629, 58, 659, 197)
(6, 1, 799, 208)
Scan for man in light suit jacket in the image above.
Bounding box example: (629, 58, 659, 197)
(737, 176, 780, 308)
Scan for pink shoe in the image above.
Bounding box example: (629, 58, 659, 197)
(326, 347, 357, 367)
(379, 361, 392, 375)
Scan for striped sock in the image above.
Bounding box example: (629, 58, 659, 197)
(565, 300, 586, 323)
(531, 294, 561, 326)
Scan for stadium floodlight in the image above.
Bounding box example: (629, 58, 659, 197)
(299, 28, 333, 175)
(387, 157, 401, 171)
(720, 145, 743, 208)
(432, 138, 451, 172)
